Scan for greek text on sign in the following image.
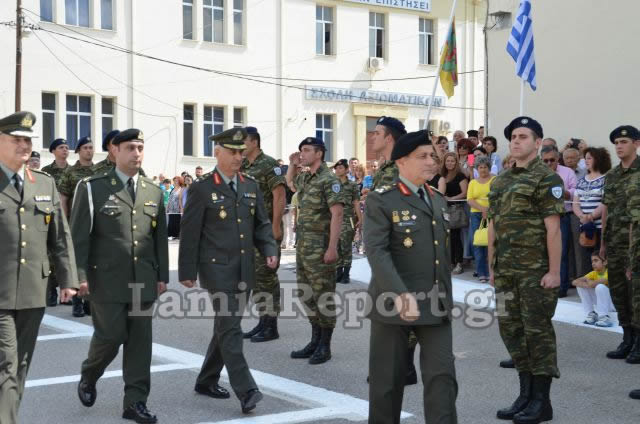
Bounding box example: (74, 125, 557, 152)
(343, 0, 431, 13)
(305, 86, 445, 108)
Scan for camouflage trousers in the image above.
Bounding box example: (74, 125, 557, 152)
(608, 247, 634, 328)
(494, 271, 560, 377)
(251, 246, 282, 317)
(632, 274, 640, 330)
(337, 222, 355, 268)
(296, 232, 336, 329)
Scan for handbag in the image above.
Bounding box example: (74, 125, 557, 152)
(448, 203, 468, 229)
(473, 219, 489, 247)
(579, 221, 598, 248)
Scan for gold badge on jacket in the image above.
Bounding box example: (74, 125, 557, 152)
(392, 211, 400, 223)
(219, 209, 227, 219)
(152, 220, 157, 228)
(403, 237, 413, 248)
(45, 215, 51, 225)
(212, 193, 218, 201)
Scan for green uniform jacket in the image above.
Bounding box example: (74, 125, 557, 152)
(241, 151, 285, 219)
(294, 163, 344, 234)
(178, 170, 278, 292)
(372, 159, 398, 190)
(69, 169, 169, 303)
(364, 182, 453, 326)
(41, 160, 69, 190)
(58, 160, 94, 198)
(0, 167, 78, 309)
(603, 156, 640, 247)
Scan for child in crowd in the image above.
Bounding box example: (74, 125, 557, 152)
(572, 252, 615, 327)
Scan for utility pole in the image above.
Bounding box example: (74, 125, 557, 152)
(15, 0, 22, 111)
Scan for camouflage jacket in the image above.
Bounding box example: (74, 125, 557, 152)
(241, 151, 285, 218)
(488, 157, 565, 274)
(293, 162, 344, 234)
(58, 160, 94, 198)
(41, 161, 70, 190)
(91, 157, 146, 177)
(339, 178, 360, 223)
(372, 159, 398, 190)
(603, 156, 640, 247)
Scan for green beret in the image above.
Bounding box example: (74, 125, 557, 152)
(210, 128, 247, 150)
(0, 111, 38, 138)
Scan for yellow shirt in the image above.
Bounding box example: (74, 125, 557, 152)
(584, 269, 608, 287)
(467, 176, 495, 212)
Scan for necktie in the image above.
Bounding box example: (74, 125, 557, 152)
(13, 174, 23, 198)
(418, 187, 431, 208)
(229, 180, 236, 193)
(127, 177, 136, 202)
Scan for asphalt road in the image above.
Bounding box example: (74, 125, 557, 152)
(19, 243, 640, 423)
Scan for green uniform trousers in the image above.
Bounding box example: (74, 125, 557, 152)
(0, 308, 45, 424)
(608, 247, 634, 328)
(251, 245, 282, 317)
(296, 232, 337, 329)
(337, 223, 355, 268)
(368, 320, 458, 424)
(197, 291, 257, 398)
(81, 302, 153, 409)
(495, 272, 560, 377)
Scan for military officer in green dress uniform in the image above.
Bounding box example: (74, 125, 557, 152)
(332, 159, 362, 284)
(179, 127, 278, 414)
(92, 130, 147, 178)
(286, 137, 344, 365)
(0, 111, 78, 424)
(71, 129, 168, 424)
(365, 130, 457, 424)
(488, 117, 564, 424)
(240, 126, 286, 343)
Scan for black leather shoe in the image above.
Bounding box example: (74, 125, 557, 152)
(630, 389, 640, 400)
(83, 300, 91, 316)
(122, 401, 157, 423)
(240, 389, 263, 414)
(77, 379, 96, 407)
(72, 296, 85, 317)
(500, 358, 515, 368)
(195, 383, 231, 399)
(46, 288, 58, 307)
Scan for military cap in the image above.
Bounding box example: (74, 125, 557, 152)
(376, 116, 406, 135)
(467, 130, 479, 138)
(30, 151, 40, 159)
(49, 138, 68, 153)
(609, 125, 640, 143)
(504, 116, 543, 140)
(103, 129, 120, 151)
(112, 128, 144, 145)
(298, 137, 325, 151)
(245, 126, 259, 136)
(75, 136, 92, 153)
(390, 130, 431, 161)
(0, 111, 38, 138)
(333, 158, 349, 169)
(209, 127, 247, 150)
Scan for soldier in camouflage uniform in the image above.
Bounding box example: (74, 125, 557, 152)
(605, 125, 640, 365)
(286, 137, 344, 365)
(241, 126, 286, 343)
(92, 130, 147, 177)
(41, 138, 70, 307)
(332, 159, 362, 284)
(488, 117, 564, 424)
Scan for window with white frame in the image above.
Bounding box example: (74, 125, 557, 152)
(183, 0, 194, 40)
(65, 0, 90, 27)
(183, 105, 195, 156)
(101, 0, 113, 30)
(233, 107, 245, 128)
(369, 12, 385, 58)
(204, 106, 224, 157)
(66, 95, 92, 149)
(101, 98, 114, 140)
(233, 0, 244, 45)
(40, 0, 53, 22)
(316, 5, 333, 55)
(419, 18, 434, 65)
(203, 0, 224, 43)
(315, 114, 333, 162)
(42, 92, 56, 149)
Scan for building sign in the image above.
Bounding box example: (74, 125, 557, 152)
(305, 86, 445, 108)
(343, 0, 431, 13)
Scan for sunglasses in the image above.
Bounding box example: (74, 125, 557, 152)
(542, 158, 557, 163)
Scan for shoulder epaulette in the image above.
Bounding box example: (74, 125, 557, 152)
(241, 172, 256, 182)
(430, 187, 445, 196)
(31, 168, 51, 177)
(374, 185, 395, 194)
(85, 172, 109, 183)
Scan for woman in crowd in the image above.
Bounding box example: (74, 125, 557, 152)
(471, 146, 488, 179)
(502, 154, 516, 171)
(482, 136, 502, 175)
(167, 176, 185, 240)
(355, 163, 367, 194)
(361, 163, 374, 194)
(435, 135, 449, 159)
(181, 174, 193, 211)
(442, 152, 468, 274)
(457, 138, 474, 179)
(572, 147, 611, 275)
(426, 151, 446, 193)
(467, 156, 495, 283)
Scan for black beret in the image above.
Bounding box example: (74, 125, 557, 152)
(75, 136, 92, 153)
(467, 130, 479, 137)
(390, 130, 431, 161)
(210, 127, 247, 150)
(30, 151, 40, 159)
(504, 116, 543, 140)
(609, 125, 640, 143)
(49, 138, 68, 153)
(0, 111, 38, 138)
(376, 116, 406, 136)
(103, 129, 120, 151)
(298, 137, 326, 151)
(333, 158, 349, 169)
(112, 128, 144, 145)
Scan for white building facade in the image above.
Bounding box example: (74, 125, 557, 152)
(0, 0, 486, 176)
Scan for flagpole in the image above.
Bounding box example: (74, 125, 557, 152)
(519, 79, 525, 115)
(422, 0, 459, 131)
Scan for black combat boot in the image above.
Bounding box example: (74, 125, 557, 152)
(625, 331, 640, 364)
(46, 286, 58, 307)
(309, 328, 333, 364)
(405, 346, 418, 385)
(336, 267, 344, 283)
(339, 266, 351, 284)
(83, 300, 91, 316)
(607, 327, 634, 359)
(291, 324, 321, 359)
(251, 316, 279, 343)
(243, 316, 265, 339)
(499, 358, 515, 368)
(496, 372, 532, 420)
(513, 375, 553, 424)
(72, 295, 85, 318)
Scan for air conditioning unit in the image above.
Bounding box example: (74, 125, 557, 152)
(441, 121, 451, 131)
(368, 57, 385, 72)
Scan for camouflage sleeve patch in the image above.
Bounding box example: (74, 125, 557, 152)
(325, 176, 345, 208)
(536, 173, 565, 218)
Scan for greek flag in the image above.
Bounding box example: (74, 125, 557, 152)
(507, 0, 537, 90)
